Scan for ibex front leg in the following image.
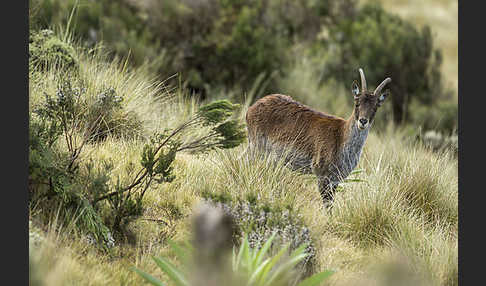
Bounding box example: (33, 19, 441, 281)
(317, 176, 338, 206)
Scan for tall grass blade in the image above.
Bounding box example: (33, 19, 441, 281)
(130, 267, 166, 286)
(254, 232, 276, 270)
(152, 256, 189, 286)
(248, 258, 271, 285)
(297, 270, 335, 286)
(256, 243, 290, 286)
(168, 240, 190, 266)
(263, 252, 308, 286)
(235, 235, 249, 271)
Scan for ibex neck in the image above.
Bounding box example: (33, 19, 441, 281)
(343, 110, 369, 154)
(326, 105, 370, 181)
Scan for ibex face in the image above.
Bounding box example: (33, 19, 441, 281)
(352, 68, 391, 130)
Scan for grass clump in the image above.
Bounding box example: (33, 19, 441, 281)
(370, 136, 458, 229)
(384, 221, 458, 286)
(328, 185, 406, 248)
(29, 29, 78, 71)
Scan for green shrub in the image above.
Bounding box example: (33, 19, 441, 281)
(35, 78, 141, 142)
(322, 2, 447, 125)
(410, 100, 458, 134)
(30, 75, 246, 245)
(29, 112, 113, 248)
(29, 29, 78, 70)
(29, 78, 124, 245)
(143, 0, 290, 96)
(30, 0, 364, 102)
(30, 0, 162, 68)
(202, 197, 316, 274)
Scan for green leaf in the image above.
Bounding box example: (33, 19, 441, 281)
(263, 252, 308, 286)
(152, 256, 189, 286)
(198, 100, 236, 125)
(248, 258, 271, 285)
(167, 240, 190, 265)
(141, 145, 156, 175)
(297, 270, 335, 286)
(256, 243, 290, 286)
(350, 168, 364, 175)
(130, 267, 165, 286)
(235, 235, 249, 271)
(243, 238, 252, 272)
(214, 120, 246, 149)
(254, 232, 276, 269)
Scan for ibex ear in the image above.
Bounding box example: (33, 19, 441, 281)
(351, 80, 360, 98)
(377, 89, 390, 106)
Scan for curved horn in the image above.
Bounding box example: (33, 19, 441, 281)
(373, 77, 392, 95)
(358, 68, 367, 92)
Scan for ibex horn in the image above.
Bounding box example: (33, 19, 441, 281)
(359, 68, 367, 92)
(373, 77, 392, 95)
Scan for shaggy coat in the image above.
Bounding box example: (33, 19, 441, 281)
(246, 70, 391, 204)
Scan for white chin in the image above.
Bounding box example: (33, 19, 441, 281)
(358, 124, 367, 130)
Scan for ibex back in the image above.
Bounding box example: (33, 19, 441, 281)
(246, 68, 391, 204)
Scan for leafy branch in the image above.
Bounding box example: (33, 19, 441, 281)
(31, 79, 246, 245)
(94, 100, 246, 205)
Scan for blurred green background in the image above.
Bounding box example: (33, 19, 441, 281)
(29, 0, 458, 134)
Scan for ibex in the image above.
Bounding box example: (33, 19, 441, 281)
(246, 68, 391, 204)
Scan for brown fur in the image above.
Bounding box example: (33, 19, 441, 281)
(246, 94, 353, 171)
(246, 71, 391, 205)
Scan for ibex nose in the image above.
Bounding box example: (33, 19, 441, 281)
(359, 118, 368, 125)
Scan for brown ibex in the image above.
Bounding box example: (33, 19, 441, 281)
(246, 68, 391, 204)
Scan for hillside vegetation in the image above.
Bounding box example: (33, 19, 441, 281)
(29, 1, 458, 285)
(361, 0, 458, 94)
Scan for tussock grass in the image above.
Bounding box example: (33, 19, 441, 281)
(207, 147, 314, 207)
(29, 223, 173, 286)
(387, 221, 458, 286)
(363, 132, 458, 229)
(329, 184, 408, 248)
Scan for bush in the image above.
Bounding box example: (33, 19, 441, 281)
(410, 100, 458, 134)
(143, 0, 291, 96)
(30, 0, 359, 101)
(202, 196, 316, 274)
(29, 80, 124, 247)
(29, 112, 113, 248)
(30, 0, 162, 69)
(34, 78, 142, 142)
(29, 74, 246, 246)
(29, 29, 78, 70)
(322, 3, 447, 125)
